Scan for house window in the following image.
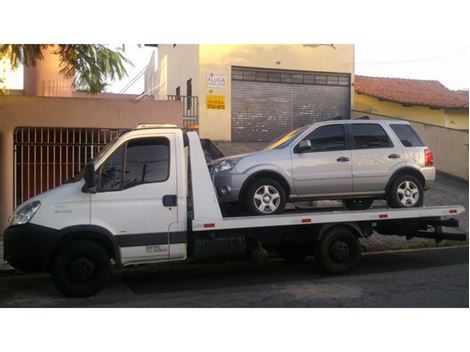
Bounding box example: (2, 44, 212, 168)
(186, 79, 192, 110)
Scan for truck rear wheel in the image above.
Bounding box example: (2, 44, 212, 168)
(50, 240, 111, 298)
(315, 227, 361, 274)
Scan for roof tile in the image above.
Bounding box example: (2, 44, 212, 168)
(355, 75, 468, 109)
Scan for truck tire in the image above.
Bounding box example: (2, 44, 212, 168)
(315, 227, 361, 274)
(343, 198, 374, 210)
(276, 244, 308, 262)
(387, 174, 424, 208)
(244, 178, 287, 215)
(50, 240, 111, 298)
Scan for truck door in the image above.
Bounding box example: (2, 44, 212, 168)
(91, 134, 178, 263)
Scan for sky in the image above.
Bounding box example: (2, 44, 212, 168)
(2, 44, 469, 93)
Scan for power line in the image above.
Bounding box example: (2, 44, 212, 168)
(119, 65, 147, 93)
(355, 57, 445, 65)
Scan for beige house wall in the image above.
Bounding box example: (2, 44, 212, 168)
(156, 44, 200, 100)
(352, 110, 469, 181)
(0, 95, 182, 232)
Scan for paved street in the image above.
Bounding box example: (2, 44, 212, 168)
(0, 246, 467, 308)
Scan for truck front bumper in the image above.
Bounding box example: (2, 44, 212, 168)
(3, 224, 61, 272)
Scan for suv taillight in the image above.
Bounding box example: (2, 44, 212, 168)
(425, 148, 434, 166)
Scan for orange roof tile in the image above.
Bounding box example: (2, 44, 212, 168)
(355, 75, 468, 109)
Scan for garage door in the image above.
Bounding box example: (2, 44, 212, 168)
(231, 67, 351, 142)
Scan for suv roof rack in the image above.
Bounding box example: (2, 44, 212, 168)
(357, 116, 370, 120)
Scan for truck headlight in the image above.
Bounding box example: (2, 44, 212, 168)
(210, 159, 240, 174)
(9, 201, 41, 226)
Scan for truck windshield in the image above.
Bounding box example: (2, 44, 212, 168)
(264, 125, 310, 150)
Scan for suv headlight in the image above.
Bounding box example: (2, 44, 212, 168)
(210, 159, 240, 174)
(9, 201, 41, 226)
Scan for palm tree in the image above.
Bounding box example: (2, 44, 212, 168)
(0, 44, 131, 94)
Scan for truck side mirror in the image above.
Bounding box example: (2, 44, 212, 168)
(295, 139, 312, 153)
(84, 163, 97, 193)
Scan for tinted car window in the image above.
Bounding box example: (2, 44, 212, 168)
(123, 138, 169, 188)
(98, 137, 169, 191)
(352, 124, 392, 149)
(99, 145, 125, 191)
(302, 125, 346, 152)
(390, 124, 424, 147)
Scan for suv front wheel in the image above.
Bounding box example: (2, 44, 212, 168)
(244, 178, 287, 215)
(387, 174, 424, 208)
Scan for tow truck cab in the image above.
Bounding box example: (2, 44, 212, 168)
(4, 126, 190, 272)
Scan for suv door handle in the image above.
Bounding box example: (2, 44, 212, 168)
(388, 154, 401, 159)
(163, 194, 177, 207)
(337, 156, 350, 162)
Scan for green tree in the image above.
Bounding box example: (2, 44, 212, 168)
(0, 44, 131, 94)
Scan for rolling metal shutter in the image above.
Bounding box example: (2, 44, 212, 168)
(231, 67, 351, 142)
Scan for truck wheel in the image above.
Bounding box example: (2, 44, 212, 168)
(276, 244, 308, 262)
(50, 240, 111, 298)
(387, 174, 424, 208)
(315, 227, 361, 274)
(244, 178, 286, 215)
(343, 198, 374, 210)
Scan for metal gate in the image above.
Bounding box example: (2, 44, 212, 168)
(14, 127, 126, 207)
(231, 67, 351, 142)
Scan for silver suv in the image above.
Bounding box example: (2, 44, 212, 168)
(209, 119, 435, 215)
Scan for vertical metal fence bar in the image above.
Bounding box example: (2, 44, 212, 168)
(59, 128, 62, 183)
(33, 128, 37, 197)
(40, 128, 43, 194)
(27, 128, 31, 201)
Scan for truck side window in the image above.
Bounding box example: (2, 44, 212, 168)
(99, 145, 125, 191)
(123, 137, 170, 188)
(97, 137, 170, 192)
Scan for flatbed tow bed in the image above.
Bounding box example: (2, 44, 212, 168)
(3, 127, 466, 297)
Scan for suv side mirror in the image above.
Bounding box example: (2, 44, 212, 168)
(295, 139, 312, 153)
(83, 163, 97, 193)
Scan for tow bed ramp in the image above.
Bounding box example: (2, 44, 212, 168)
(187, 132, 466, 239)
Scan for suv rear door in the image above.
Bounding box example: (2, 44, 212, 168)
(291, 124, 352, 196)
(350, 123, 404, 193)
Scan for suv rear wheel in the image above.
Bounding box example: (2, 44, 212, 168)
(244, 178, 287, 215)
(387, 174, 424, 208)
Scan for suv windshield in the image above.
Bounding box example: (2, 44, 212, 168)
(264, 125, 310, 150)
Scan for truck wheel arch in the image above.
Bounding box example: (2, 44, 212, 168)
(49, 225, 121, 268)
(316, 223, 365, 243)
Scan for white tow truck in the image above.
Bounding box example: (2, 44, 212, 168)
(3, 125, 466, 297)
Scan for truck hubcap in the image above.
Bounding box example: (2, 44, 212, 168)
(68, 257, 95, 283)
(397, 180, 419, 206)
(253, 185, 281, 214)
(330, 240, 350, 262)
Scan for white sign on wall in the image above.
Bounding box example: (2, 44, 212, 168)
(206, 73, 226, 89)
